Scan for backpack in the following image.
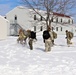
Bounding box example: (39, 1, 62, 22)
(43, 30, 50, 39)
(30, 31, 36, 39)
(69, 32, 73, 39)
(52, 31, 57, 39)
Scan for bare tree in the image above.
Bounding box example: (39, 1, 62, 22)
(21, 0, 76, 28)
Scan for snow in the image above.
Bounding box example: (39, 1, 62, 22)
(0, 31, 76, 75)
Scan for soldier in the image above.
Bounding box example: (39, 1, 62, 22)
(65, 30, 73, 47)
(43, 26, 54, 52)
(28, 31, 36, 50)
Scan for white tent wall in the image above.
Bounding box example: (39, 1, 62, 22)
(0, 15, 9, 40)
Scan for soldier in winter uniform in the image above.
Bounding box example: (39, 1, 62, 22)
(65, 30, 73, 47)
(43, 26, 54, 52)
(28, 31, 36, 50)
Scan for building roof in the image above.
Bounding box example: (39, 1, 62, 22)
(0, 15, 9, 22)
(53, 12, 70, 18)
(6, 6, 71, 19)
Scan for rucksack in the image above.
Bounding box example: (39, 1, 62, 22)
(69, 32, 73, 39)
(52, 31, 57, 39)
(30, 31, 36, 39)
(43, 30, 50, 39)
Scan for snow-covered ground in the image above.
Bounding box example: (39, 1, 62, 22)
(0, 32, 76, 75)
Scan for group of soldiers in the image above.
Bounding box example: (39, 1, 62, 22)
(17, 27, 73, 52)
(43, 26, 73, 52)
(17, 29, 37, 50)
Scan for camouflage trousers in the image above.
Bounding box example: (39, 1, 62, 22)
(17, 37, 27, 44)
(67, 38, 72, 46)
(45, 38, 52, 52)
(28, 38, 33, 50)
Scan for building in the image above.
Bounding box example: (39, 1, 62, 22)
(5, 6, 76, 35)
(0, 15, 9, 40)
